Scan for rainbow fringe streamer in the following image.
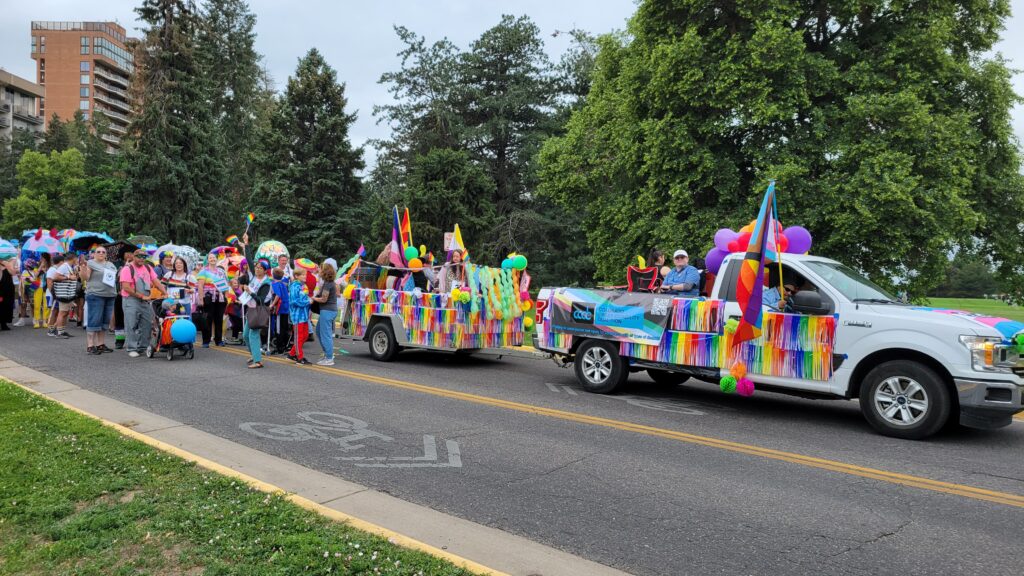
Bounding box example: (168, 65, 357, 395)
(670, 299, 724, 333)
(340, 289, 524, 349)
(618, 310, 836, 381)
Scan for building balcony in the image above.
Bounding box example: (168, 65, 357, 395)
(94, 92, 130, 113)
(97, 106, 128, 124)
(12, 107, 43, 124)
(0, 102, 10, 113)
(93, 66, 129, 88)
(93, 78, 129, 99)
(107, 121, 127, 134)
(94, 53, 131, 76)
(0, 115, 10, 128)
(100, 133, 120, 145)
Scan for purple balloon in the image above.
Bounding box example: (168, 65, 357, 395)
(783, 226, 812, 254)
(704, 247, 729, 275)
(713, 228, 738, 252)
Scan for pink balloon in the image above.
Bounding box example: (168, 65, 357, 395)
(704, 248, 729, 275)
(714, 228, 738, 252)
(783, 226, 812, 254)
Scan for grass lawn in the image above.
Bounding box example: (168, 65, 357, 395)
(924, 297, 1024, 323)
(0, 380, 477, 576)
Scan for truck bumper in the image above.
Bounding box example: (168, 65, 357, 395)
(955, 378, 1024, 430)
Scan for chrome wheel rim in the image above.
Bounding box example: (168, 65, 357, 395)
(581, 347, 613, 384)
(372, 330, 390, 355)
(874, 376, 929, 426)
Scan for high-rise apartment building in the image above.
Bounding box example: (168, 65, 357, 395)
(30, 21, 135, 152)
(0, 69, 46, 144)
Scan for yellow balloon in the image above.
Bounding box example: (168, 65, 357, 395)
(451, 288, 463, 301)
(343, 284, 355, 299)
(524, 316, 534, 329)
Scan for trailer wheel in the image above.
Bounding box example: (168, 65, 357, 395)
(368, 322, 400, 362)
(574, 340, 627, 393)
(647, 369, 688, 386)
(859, 360, 950, 440)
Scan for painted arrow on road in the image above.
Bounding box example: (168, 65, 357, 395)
(334, 435, 463, 468)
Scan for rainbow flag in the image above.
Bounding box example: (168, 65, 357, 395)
(733, 181, 776, 346)
(389, 206, 406, 267)
(225, 234, 239, 245)
(245, 212, 255, 225)
(400, 207, 413, 250)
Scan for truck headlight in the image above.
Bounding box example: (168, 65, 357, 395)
(959, 335, 1018, 374)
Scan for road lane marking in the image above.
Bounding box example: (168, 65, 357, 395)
(215, 347, 1024, 508)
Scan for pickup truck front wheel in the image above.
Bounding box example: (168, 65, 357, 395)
(859, 360, 951, 440)
(574, 340, 628, 394)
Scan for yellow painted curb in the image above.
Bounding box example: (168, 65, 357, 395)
(215, 346, 1024, 509)
(4, 377, 507, 576)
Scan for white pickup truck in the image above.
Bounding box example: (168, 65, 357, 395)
(534, 253, 1024, 439)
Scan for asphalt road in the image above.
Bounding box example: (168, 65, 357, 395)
(2, 326, 1023, 576)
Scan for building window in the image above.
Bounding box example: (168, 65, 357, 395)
(80, 74, 90, 84)
(39, 59, 45, 71)
(39, 71, 45, 83)
(31, 36, 37, 53)
(80, 87, 90, 97)
(40, 36, 46, 53)
(79, 100, 89, 111)
(81, 36, 89, 54)
(82, 112, 89, 121)
(80, 61, 90, 72)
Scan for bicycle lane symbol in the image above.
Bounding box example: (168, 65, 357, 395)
(239, 412, 462, 468)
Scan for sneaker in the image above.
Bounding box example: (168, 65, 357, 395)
(56, 331, 72, 339)
(128, 351, 140, 358)
(202, 343, 210, 349)
(287, 354, 297, 361)
(47, 328, 57, 337)
(295, 358, 311, 365)
(13, 318, 24, 327)
(215, 341, 225, 347)
(115, 340, 125, 350)
(33, 322, 41, 329)
(97, 345, 113, 353)
(316, 358, 335, 366)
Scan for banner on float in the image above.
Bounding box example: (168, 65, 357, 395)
(548, 288, 674, 345)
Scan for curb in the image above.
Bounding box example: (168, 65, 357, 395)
(2, 375, 508, 576)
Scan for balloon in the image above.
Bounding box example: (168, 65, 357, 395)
(407, 258, 423, 270)
(776, 234, 789, 253)
(737, 231, 752, 250)
(404, 246, 419, 261)
(501, 258, 513, 269)
(736, 377, 755, 397)
(512, 255, 528, 270)
(459, 292, 471, 304)
(343, 284, 355, 299)
(704, 248, 729, 275)
(521, 299, 532, 311)
(714, 228, 738, 251)
(783, 226, 812, 254)
(170, 319, 197, 344)
(740, 223, 754, 234)
(523, 316, 534, 329)
(419, 244, 427, 257)
(727, 240, 740, 252)
(520, 290, 530, 301)
(451, 287, 463, 301)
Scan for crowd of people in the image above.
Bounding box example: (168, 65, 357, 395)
(0, 234, 342, 370)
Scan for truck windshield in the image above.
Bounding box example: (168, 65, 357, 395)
(803, 261, 896, 303)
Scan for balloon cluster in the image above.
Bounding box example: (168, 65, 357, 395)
(704, 224, 813, 275)
(501, 254, 528, 270)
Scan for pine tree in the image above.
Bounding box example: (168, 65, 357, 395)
(253, 49, 364, 260)
(39, 114, 70, 154)
(123, 0, 226, 246)
(196, 0, 268, 206)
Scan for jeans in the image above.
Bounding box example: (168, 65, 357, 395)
(85, 294, 115, 332)
(316, 309, 337, 359)
(123, 297, 153, 352)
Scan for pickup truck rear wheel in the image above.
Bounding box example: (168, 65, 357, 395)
(367, 322, 400, 362)
(574, 340, 628, 393)
(859, 360, 950, 440)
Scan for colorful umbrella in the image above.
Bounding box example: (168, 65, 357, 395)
(68, 231, 114, 253)
(294, 258, 317, 271)
(0, 239, 17, 261)
(209, 245, 238, 259)
(254, 240, 289, 263)
(128, 234, 158, 247)
(175, 245, 201, 270)
(23, 229, 63, 254)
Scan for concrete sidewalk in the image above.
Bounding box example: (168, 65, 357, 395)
(0, 354, 631, 576)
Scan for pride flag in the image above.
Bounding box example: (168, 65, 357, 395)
(733, 181, 776, 346)
(389, 206, 406, 268)
(400, 207, 413, 250)
(245, 212, 255, 225)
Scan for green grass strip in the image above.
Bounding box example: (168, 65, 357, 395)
(925, 297, 1024, 323)
(0, 379, 476, 576)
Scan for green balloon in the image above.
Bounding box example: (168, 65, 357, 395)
(404, 246, 419, 261)
(512, 255, 528, 270)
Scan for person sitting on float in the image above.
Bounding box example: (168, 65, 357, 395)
(661, 250, 700, 297)
(437, 249, 466, 293)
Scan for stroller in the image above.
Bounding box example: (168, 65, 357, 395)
(146, 296, 196, 361)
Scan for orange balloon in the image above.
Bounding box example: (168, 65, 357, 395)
(408, 258, 423, 270)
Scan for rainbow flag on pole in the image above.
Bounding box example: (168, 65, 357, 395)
(389, 206, 406, 267)
(733, 181, 776, 346)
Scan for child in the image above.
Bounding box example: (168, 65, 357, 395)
(288, 268, 311, 365)
(226, 278, 243, 343)
(270, 269, 291, 354)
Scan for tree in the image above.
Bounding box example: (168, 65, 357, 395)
(403, 148, 496, 250)
(0, 129, 38, 211)
(931, 253, 1000, 299)
(39, 114, 70, 154)
(124, 0, 227, 246)
(0, 149, 86, 235)
(196, 0, 269, 206)
(252, 48, 364, 260)
(538, 0, 1024, 295)
(0, 189, 50, 237)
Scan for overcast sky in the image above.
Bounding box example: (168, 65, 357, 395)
(2, 0, 1022, 166)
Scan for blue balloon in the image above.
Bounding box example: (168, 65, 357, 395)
(501, 258, 513, 269)
(169, 319, 197, 344)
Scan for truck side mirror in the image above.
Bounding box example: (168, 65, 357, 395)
(790, 290, 829, 315)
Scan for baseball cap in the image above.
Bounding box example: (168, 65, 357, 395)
(672, 250, 688, 259)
